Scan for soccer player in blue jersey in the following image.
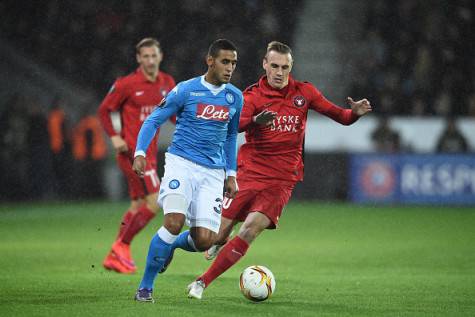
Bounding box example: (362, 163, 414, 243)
(132, 39, 243, 303)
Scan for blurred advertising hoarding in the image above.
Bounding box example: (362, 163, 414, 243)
(350, 154, 475, 205)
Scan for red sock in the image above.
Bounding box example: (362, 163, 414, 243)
(116, 210, 134, 239)
(120, 205, 156, 244)
(200, 236, 249, 287)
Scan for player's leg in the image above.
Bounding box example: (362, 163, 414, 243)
(106, 157, 160, 273)
(188, 212, 270, 299)
(116, 200, 140, 239)
(158, 193, 190, 273)
(103, 199, 143, 274)
(168, 164, 225, 255)
(204, 215, 237, 260)
(160, 201, 226, 274)
(204, 191, 251, 261)
(171, 215, 236, 255)
(110, 195, 159, 272)
(118, 161, 161, 245)
(201, 212, 270, 280)
(136, 153, 192, 301)
(119, 193, 159, 245)
(138, 195, 188, 290)
(135, 212, 185, 302)
(190, 182, 293, 298)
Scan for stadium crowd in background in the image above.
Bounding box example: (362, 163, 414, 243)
(350, 0, 474, 116)
(0, 0, 473, 202)
(0, 95, 108, 201)
(1, 0, 301, 95)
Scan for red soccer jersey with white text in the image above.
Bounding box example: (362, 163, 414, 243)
(238, 75, 359, 184)
(97, 68, 175, 162)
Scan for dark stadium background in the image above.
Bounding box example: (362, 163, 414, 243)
(0, 0, 474, 203)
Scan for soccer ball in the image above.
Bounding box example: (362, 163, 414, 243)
(239, 265, 276, 302)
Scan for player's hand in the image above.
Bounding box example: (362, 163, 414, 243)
(252, 110, 277, 126)
(133, 155, 146, 177)
(224, 176, 238, 199)
(347, 97, 372, 117)
(111, 135, 128, 153)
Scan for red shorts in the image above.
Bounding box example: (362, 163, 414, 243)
(222, 178, 294, 229)
(116, 152, 160, 200)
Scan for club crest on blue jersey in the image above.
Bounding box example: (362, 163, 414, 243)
(169, 179, 180, 189)
(293, 95, 306, 108)
(225, 92, 235, 104)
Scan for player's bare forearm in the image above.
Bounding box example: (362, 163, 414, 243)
(224, 176, 238, 199)
(132, 155, 146, 177)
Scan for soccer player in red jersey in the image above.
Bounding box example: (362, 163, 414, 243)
(187, 41, 372, 298)
(97, 38, 176, 274)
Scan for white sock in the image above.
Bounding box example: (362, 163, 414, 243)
(157, 226, 178, 244)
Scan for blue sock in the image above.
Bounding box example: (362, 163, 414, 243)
(172, 230, 197, 252)
(139, 231, 175, 290)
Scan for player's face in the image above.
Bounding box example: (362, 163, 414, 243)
(137, 46, 162, 76)
(263, 51, 293, 89)
(207, 50, 238, 85)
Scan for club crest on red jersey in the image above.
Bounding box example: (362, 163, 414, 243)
(293, 95, 306, 108)
(196, 104, 229, 122)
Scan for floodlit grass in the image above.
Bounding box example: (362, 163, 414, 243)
(0, 201, 474, 316)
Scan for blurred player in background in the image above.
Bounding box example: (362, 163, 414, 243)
(97, 38, 176, 274)
(187, 41, 372, 299)
(132, 39, 242, 303)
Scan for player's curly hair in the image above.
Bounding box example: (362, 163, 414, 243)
(136, 38, 161, 54)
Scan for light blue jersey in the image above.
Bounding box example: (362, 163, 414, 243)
(135, 75, 243, 175)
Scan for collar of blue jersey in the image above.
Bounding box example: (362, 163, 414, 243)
(259, 75, 295, 97)
(200, 75, 226, 96)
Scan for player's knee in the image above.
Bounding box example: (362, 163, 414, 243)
(192, 237, 214, 252)
(215, 234, 228, 246)
(238, 224, 263, 244)
(238, 228, 256, 244)
(163, 214, 185, 235)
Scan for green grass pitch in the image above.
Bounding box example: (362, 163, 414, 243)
(1, 201, 474, 316)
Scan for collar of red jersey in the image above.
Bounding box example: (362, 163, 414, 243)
(136, 67, 161, 83)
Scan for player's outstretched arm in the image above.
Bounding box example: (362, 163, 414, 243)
(347, 97, 372, 117)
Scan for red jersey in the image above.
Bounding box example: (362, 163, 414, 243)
(238, 75, 359, 184)
(97, 68, 175, 161)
